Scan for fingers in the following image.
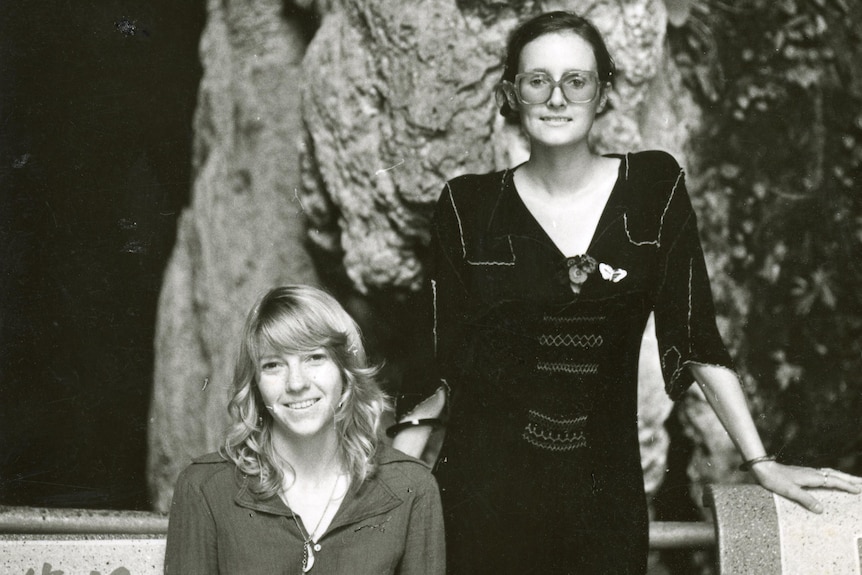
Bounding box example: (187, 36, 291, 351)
(789, 487, 825, 514)
(821, 468, 862, 484)
(815, 468, 862, 494)
(761, 474, 824, 513)
(754, 463, 862, 514)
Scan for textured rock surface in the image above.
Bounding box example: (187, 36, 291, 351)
(146, 0, 319, 512)
(300, 1, 510, 292)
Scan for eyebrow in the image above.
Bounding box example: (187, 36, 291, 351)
(522, 68, 596, 75)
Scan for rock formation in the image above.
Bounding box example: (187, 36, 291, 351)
(147, 0, 319, 512)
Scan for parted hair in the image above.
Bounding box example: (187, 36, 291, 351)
(498, 10, 616, 122)
(220, 285, 389, 498)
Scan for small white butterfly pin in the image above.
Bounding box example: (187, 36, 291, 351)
(599, 263, 627, 283)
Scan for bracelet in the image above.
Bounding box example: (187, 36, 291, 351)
(386, 418, 445, 438)
(739, 455, 776, 471)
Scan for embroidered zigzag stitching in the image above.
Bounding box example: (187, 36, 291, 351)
(538, 333, 603, 348)
(527, 410, 588, 429)
(522, 424, 588, 451)
(537, 361, 599, 375)
(542, 315, 606, 324)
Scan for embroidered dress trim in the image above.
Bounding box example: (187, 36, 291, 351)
(542, 314, 605, 324)
(467, 236, 516, 266)
(538, 333, 603, 348)
(522, 410, 588, 451)
(446, 175, 517, 266)
(537, 361, 599, 375)
(623, 168, 682, 248)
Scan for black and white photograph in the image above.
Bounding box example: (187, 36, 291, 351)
(2, 1, 861, 573)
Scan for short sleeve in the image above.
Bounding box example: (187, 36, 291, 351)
(651, 157, 735, 400)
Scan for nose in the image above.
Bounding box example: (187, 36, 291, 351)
(547, 83, 566, 107)
(284, 358, 308, 392)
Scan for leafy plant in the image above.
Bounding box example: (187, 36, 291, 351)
(670, 0, 862, 470)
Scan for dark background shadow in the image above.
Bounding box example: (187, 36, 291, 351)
(1, 1, 206, 510)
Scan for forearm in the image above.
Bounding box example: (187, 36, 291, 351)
(392, 426, 435, 459)
(691, 362, 862, 513)
(390, 386, 446, 460)
(690, 363, 766, 461)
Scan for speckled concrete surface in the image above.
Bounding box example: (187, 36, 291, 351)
(0, 535, 165, 575)
(706, 484, 862, 575)
(706, 484, 782, 574)
(775, 487, 862, 575)
(0, 505, 168, 534)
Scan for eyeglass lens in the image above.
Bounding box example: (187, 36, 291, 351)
(516, 72, 598, 104)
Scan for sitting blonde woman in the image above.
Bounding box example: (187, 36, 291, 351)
(165, 285, 445, 574)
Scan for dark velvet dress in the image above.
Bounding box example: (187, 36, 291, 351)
(398, 150, 733, 574)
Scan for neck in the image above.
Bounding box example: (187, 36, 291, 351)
(273, 430, 343, 487)
(522, 142, 600, 198)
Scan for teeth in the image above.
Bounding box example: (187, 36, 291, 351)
(288, 399, 317, 409)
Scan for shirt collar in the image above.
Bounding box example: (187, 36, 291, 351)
(231, 445, 416, 528)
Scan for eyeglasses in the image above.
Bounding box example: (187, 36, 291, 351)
(507, 70, 600, 105)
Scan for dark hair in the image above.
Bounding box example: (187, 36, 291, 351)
(498, 11, 616, 121)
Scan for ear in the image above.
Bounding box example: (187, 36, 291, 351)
(596, 83, 611, 114)
(495, 83, 519, 112)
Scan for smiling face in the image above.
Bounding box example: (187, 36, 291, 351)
(257, 346, 345, 443)
(514, 31, 606, 151)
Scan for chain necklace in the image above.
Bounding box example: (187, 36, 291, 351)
(284, 475, 342, 573)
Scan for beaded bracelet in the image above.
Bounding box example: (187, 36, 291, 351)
(385, 418, 445, 438)
(738, 454, 776, 471)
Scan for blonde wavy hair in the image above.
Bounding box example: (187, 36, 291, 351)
(220, 285, 389, 498)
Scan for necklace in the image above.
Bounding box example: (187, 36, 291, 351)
(285, 475, 341, 573)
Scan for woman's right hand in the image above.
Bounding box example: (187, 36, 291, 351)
(752, 460, 862, 513)
(391, 387, 446, 463)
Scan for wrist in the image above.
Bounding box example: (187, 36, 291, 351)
(386, 417, 445, 438)
(739, 454, 776, 472)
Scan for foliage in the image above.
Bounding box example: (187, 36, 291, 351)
(670, 0, 862, 470)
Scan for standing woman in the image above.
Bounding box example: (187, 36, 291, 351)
(166, 285, 445, 575)
(390, 11, 861, 575)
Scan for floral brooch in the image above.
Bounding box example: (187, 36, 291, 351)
(560, 255, 627, 294)
(563, 254, 597, 294)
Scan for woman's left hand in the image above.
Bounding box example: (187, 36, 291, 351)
(751, 460, 862, 513)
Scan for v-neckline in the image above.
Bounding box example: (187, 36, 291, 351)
(507, 154, 625, 258)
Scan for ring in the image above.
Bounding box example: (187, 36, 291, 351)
(821, 470, 829, 487)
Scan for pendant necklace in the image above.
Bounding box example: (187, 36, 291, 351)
(285, 474, 341, 573)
